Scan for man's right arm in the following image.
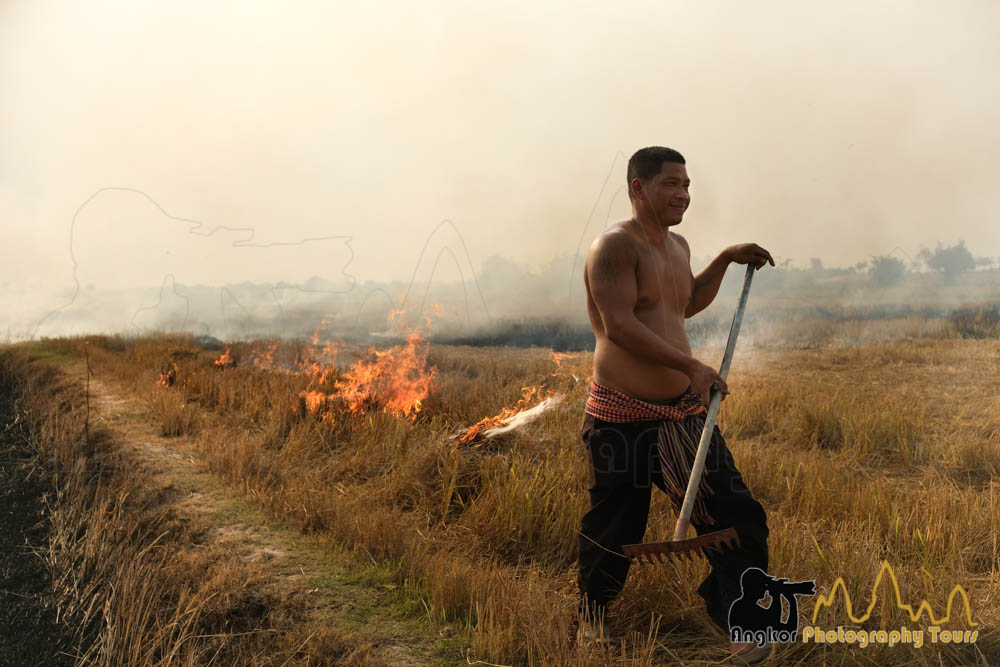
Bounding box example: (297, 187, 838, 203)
(587, 232, 697, 375)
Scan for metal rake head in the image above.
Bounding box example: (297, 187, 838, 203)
(622, 527, 741, 564)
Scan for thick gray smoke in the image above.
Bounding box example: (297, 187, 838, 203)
(2, 1, 998, 342)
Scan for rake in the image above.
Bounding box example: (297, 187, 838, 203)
(623, 264, 756, 564)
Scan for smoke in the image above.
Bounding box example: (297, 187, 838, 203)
(2, 0, 999, 341)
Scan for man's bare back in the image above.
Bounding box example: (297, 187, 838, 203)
(584, 219, 695, 403)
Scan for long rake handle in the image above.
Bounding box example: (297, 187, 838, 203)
(672, 264, 756, 541)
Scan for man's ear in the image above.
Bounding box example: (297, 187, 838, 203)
(630, 178, 643, 201)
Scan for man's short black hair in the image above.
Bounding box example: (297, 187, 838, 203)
(627, 147, 685, 201)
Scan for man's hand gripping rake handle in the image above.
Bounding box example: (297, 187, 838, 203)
(673, 264, 756, 541)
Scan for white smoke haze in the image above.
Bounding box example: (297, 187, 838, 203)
(2, 0, 998, 342)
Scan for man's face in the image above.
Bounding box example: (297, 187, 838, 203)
(637, 162, 690, 226)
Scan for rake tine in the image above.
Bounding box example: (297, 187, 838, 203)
(623, 526, 742, 566)
(630, 520, 743, 558)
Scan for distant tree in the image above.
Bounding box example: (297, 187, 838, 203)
(480, 254, 529, 283)
(304, 275, 333, 291)
(869, 255, 906, 286)
(917, 241, 976, 282)
(854, 261, 869, 273)
(809, 258, 824, 272)
(975, 256, 995, 270)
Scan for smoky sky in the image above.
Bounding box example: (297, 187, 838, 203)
(2, 0, 999, 333)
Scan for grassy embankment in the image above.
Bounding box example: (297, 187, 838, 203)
(0, 340, 434, 665)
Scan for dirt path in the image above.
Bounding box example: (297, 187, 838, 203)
(69, 359, 452, 666)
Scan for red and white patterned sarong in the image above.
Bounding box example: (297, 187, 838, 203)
(585, 380, 717, 526)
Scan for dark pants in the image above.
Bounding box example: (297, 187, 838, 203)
(577, 412, 769, 632)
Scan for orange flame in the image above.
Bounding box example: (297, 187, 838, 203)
(213, 346, 236, 368)
(549, 349, 583, 377)
(237, 310, 441, 423)
(387, 307, 407, 331)
(456, 385, 549, 445)
(251, 340, 281, 370)
(294, 338, 342, 385)
(334, 331, 437, 419)
(156, 362, 178, 387)
(310, 317, 343, 346)
(297, 390, 336, 423)
(388, 304, 441, 335)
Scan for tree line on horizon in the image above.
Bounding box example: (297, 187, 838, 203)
(862, 241, 989, 287)
(468, 241, 994, 297)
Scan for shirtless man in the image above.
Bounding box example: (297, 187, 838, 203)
(576, 146, 774, 662)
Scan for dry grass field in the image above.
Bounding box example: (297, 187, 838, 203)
(2, 309, 998, 665)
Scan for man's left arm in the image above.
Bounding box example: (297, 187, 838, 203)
(680, 238, 775, 318)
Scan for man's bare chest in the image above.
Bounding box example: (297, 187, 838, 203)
(634, 247, 691, 312)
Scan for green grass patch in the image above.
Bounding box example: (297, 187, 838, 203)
(12, 339, 80, 365)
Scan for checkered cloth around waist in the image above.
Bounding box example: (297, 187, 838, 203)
(584, 380, 717, 526)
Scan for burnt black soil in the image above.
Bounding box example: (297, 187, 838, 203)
(0, 356, 74, 666)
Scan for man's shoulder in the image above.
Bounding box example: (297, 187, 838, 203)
(589, 222, 640, 257)
(670, 231, 692, 256)
(668, 231, 693, 262)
